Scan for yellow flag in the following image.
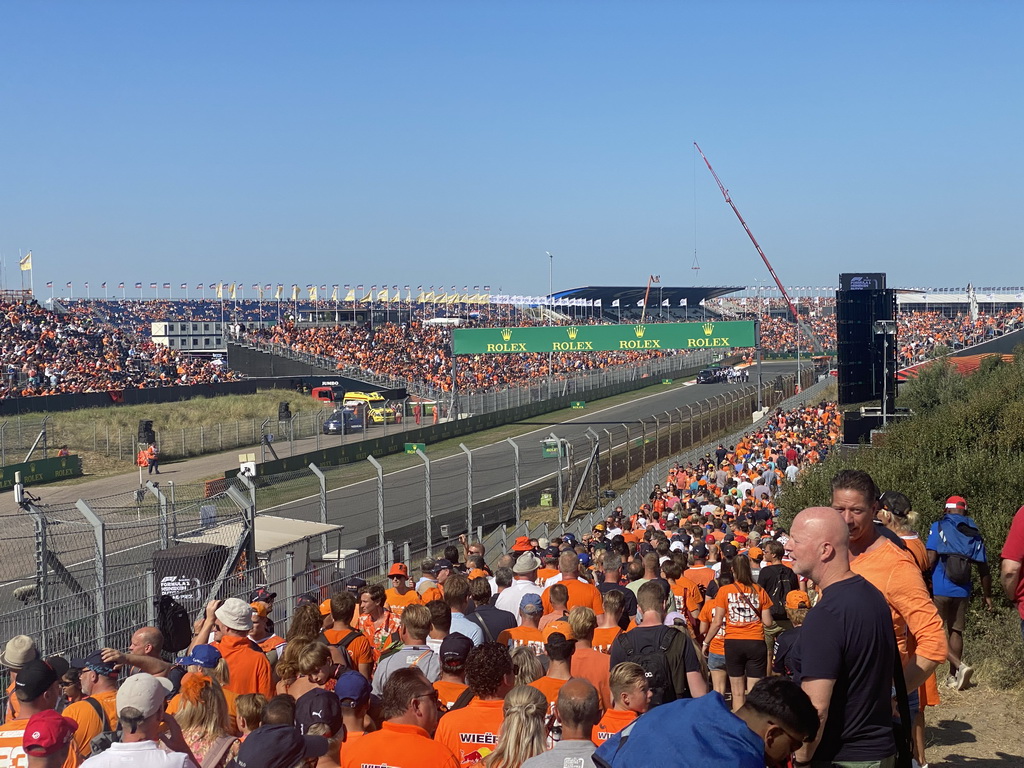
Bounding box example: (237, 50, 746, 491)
(275, 284, 283, 300)
(345, 289, 355, 302)
(309, 285, 318, 301)
(331, 286, 338, 302)
(229, 283, 237, 300)
(216, 282, 223, 299)
(19, 252, 32, 271)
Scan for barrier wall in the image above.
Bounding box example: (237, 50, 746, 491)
(0, 454, 83, 490)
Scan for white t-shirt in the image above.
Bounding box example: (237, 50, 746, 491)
(80, 740, 197, 768)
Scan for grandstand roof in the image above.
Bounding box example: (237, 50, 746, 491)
(552, 285, 743, 307)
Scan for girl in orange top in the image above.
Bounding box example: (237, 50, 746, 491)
(704, 556, 774, 711)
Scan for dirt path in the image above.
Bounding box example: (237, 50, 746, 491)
(924, 686, 1023, 767)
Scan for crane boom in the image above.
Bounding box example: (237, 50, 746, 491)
(694, 142, 826, 355)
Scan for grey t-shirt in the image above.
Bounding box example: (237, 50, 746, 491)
(521, 739, 598, 768)
(370, 644, 440, 696)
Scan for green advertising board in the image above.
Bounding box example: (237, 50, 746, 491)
(0, 455, 83, 491)
(452, 320, 755, 355)
(571, 401, 585, 409)
(404, 442, 426, 454)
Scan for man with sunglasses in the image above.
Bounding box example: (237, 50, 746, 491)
(62, 651, 120, 762)
(340, 668, 457, 768)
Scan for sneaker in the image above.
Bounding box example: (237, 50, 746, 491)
(955, 664, 974, 690)
(944, 674, 958, 689)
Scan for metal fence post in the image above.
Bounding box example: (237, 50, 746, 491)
(415, 448, 432, 554)
(653, 415, 661, 463)
(75, 500, 107, 647)
(25, 502, 49, 655)
(460, 444, 473, 540)
(309, 463, 328, 555)
(507, 438, 520, 527)
(146, 570, 157, 627)
(623, 424, 631, 480)
(367, 456, 386, 570)
(146, 481, 169, 550)
(402, 541, 411, 567)
(285, 551, 296, 608)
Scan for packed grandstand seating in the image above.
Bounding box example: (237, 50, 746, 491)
(0, 300, 240, 398)
(1, 293, 1020, 399)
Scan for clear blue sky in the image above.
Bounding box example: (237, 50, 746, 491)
(2, 1, 1021, 298)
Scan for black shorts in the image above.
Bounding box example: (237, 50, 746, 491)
(724, 638, 767, 678)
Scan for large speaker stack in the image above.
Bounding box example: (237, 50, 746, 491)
(138, 419, 156, 445)
(836, 273, 897, 428)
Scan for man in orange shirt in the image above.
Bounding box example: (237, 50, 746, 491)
(684, 544, 715, 594)
(0, 659, 77, 768)
(567, 607, 612, 708)
(342, 668, 458, 768)
(386, 563, 422, 618)
(593, 591, 627, 654)
(211, 598, 274, 698)
(529, 622, 575, 716)
(322, 591, 374, 681)
(662, 560, 702, 627)
(62, 651, 120, 761)
(496, 594, 545, 654)
(539, 583, 570, 630)
(592, 662, 651, 746)
(433, 634, 472, 709)
(434, 642, 515, 767)
(541, 552, 604, 615)
(831, 470, 947, 695)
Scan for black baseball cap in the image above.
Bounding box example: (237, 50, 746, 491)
(232, 724, 328, 768)
(14, 658, 58, 701)
(440, 633, 473, 668)
(70, 651, 117, 677)
(295, 688, 343, 736)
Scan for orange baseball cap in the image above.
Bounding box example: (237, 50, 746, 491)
(785, 590, 810, 610)
(543, 620, 575, 642)
(319, 599, 332, 616)
(388, 562, 409, 578)
(250, 601, 270, 618)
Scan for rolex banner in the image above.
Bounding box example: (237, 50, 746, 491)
(452, 321, 756, 355)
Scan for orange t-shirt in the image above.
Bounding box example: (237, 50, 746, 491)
(0, 717, 78, 768)
(900, 534, 930, 574)
(216, 634, 274, 698)
(592, 626, 623, 655)
(683, 565, 715, 592)
(63, 689, 118, 761)
(321, 626, 375, 672)
(699, 600, 725, 655)
(497, 626, 545, 655)
(570, 646, 612, 708)
(851, 538, 947, 664)
(385, 588, 423, 617)
(537, 567, 559, 583)
(433, 679, 469, 709)
(541, 579, 604, 615)
(668, 577, 703, 616)
(592, 708, 638, 746)
(341, 720, 459, 768)
(713, 584, 772, 641)
(251, 633, 286, 654)
(529, 676, 569, 716)
(434, 698, 506, 767)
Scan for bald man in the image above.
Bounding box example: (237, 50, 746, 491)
(785, 507, 897, 768)
(522, 678, 600, 768)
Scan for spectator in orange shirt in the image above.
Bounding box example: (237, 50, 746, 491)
(541, 552, 605, 616)
(497, 595, 545, 655)
(434, 643, 516, 767)
(386, 563, 423, 618)
(342, 668, 457, 768)
(0, 659, 77, 768)
(539, 584, 570, 631)
(592, 590, 626, 654)
(662, 560, 702, 627)
(322, 591, 374, 680)
(529, 622, 575, 715)
(334, 669, 371, 745)
(20, 709, 78, 767)
(248, 602, 285, 663)
(483, 684, 548, 768)
(433, 634, 472, 709)
(567, 607, 612, 709)
(357, 585, 402, 662)
(592, 662, 651, 746)
(210, 599, 273, 699)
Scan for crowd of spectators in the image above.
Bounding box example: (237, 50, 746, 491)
(0, 300, 240, 399)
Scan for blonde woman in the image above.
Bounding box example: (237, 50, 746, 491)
(167, 644, 239, 736)
(510, 645, 543, 687)
(174, 672, 239, 767)
(275, 640, 336, 698)
(485, 685, 548, 768)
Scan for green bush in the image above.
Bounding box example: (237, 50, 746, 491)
(775, 344, 1024, 689)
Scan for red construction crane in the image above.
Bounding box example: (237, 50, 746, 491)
(694, 142, 826, 355)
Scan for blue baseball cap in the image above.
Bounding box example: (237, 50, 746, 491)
(334, 669, 371, 706)
(69, 651, 117, 677)
(577, 553, 591, 567)
(176, 644, 221, 669)
(519, 593, 543, 614)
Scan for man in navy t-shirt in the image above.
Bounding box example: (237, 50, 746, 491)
(785, 507, 897, 767)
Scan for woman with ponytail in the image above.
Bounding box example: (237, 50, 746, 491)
(485, 685, 548, 768)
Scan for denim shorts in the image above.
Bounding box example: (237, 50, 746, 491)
(707, 651, 727, 671)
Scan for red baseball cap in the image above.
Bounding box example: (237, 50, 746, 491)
(23, 710, 78, 756)
(945, 496, 967, 511)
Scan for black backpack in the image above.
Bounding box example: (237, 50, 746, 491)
(85, 697, 121, 755)
(765, 566, 799, 620)
(156, 595, 192, 653)
(318, 630, 362, 670)
(616, 627, 679, 706)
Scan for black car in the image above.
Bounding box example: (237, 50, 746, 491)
(696, 367, 726, 383)
(323, 408, 363, 435)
